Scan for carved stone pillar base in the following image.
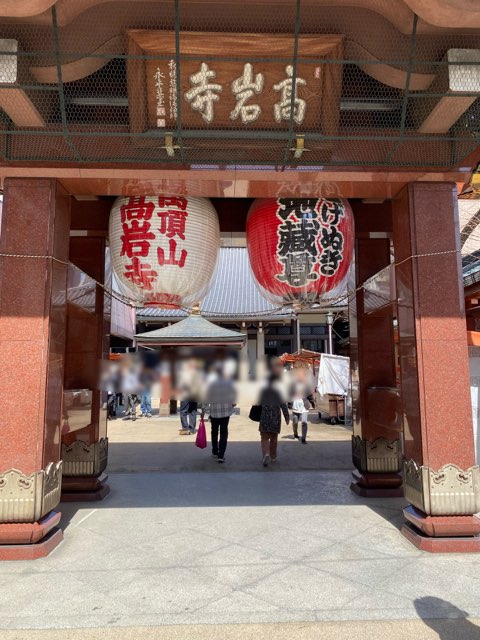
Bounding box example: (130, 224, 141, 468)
(61, 439, 110, 501)
(0, 511, 63, 560)
(350, 436, 404, 496)
(0, 462, 63, 523)
(350, 470, 404, 498)
(402, 522, 480, 553)
(402, 460, 480, 551)
(61, 438, 108, 478)
(61, 473, 110, 502)
(0, 462, 63, 559)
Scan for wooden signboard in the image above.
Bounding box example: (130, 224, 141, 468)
(127, 30, 344, 143)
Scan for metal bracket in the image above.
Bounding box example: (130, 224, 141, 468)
(165, 134, 175, 158)
(290, 135, 308, 159)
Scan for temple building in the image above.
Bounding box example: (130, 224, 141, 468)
(135, 245, 341, 367)
(0, 0, 480, 559)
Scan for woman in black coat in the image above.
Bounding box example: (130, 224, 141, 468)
(258, 373, 290, 467)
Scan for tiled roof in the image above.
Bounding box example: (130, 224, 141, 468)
(135, 313, 246, 345)
(460, 200, 480, 277)
(136, 247, 293, 320)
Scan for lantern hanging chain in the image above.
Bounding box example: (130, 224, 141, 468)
(0, 247, 460, 313)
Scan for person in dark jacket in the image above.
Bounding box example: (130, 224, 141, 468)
(258, 371, 290, 467)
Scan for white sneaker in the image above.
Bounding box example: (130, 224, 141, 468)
(263, 454, 270, 467)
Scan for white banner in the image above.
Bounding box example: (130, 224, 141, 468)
(318, 354, 350, 397)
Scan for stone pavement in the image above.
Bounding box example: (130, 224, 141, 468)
(106, 410, 353, 472)
(2, 469, 480, 637)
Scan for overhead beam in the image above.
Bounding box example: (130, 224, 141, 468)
(0, 38, 45, 128)
(418, 49, 480, 135)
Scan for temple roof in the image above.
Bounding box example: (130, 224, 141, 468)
(135, 313, 247, 347)
(136, 247, 294, 321)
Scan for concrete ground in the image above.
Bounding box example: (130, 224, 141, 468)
(106, 409, 353, 472)
(3, 409, 480, 638)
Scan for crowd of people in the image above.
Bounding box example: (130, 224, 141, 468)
(102, 354, 316, 467)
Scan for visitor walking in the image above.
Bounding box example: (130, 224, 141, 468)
(120, 355, 141, 422)
(291, 395, 309, 443)
(206, 364, 237, 463)
(177, 358, 204, 434)
(123, 392, 139, 421)
(289, 365, 315, 444)
(258, 360, 289, 467)
(139, 388, 152, 418)
(139, 366, 155, 418)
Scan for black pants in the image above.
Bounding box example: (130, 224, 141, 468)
(180, 400, 197, 431)
(211, 416, 230, 458)
(107, 393, 117, 418)
(126, 394, 139, 419)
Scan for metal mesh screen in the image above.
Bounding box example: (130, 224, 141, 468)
(0, 0, 478, 166)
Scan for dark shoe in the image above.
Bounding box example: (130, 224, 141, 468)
(301, 438, 307, 444)
(293, 433, 299, 439)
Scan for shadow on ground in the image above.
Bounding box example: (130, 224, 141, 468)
(59, 468, 407, 535)
(107, 438, 352, 473)
(415, 598, 480, 639)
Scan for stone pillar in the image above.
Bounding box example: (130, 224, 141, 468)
(0, 178, 70, 559)
(159, 355, 173, 417)
(61, 236, 109, 501)
(393, 182, 480, 552)
(350, 201, 403, 497)
(239, 322, 249, 381)
(256, 322, 266, 380)
(257, 323, 265, 359)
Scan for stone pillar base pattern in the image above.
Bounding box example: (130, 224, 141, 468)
(0, 462, 63, 559)
(404, 459, 480, 517)
(0, 461, 62, 523)
(352, 435, 403, 474)
(61, 438, 108, 478)
(60, 438, 110, 501)
(350, 436, 404, 496)
(402, 459, 480, 551)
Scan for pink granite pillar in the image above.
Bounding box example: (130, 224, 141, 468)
(61, 236, 110, 501)
(393, 182, 480, 552)
(0, 178, 70, 559)
(349, 201, 403, 497)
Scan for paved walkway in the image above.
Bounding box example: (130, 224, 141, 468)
(107, 410, 353, 472)
(2, 470, 480, 636)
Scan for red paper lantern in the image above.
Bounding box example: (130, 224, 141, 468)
(246, 198, 354, 307)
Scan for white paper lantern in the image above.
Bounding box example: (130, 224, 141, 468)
(109, 195, 220, 308)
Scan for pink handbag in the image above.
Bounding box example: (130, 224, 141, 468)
(195, 416, 207, 449)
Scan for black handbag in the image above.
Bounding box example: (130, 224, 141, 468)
(249, 405, 262, 422)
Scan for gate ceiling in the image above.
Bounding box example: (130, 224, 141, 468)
(0, 0, 478, 167)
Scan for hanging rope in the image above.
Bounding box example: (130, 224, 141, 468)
(0, 247, 460, 316)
